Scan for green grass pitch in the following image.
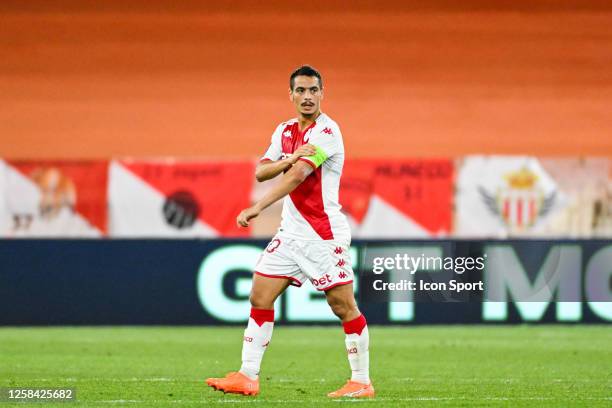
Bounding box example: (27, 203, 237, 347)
(1, 326, 610, 407)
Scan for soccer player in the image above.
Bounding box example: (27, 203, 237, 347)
(206, 65, 374, 398)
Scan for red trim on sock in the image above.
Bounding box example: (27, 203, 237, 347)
(250, 307, 274, 327)
(343, 314, 367, 335)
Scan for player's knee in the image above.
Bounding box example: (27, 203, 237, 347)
(327, 296, 351, 319)
(330, 303, 348, 319)
(249, 292, 274, 310)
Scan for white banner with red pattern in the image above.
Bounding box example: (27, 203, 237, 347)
(0, 159, 108, 237)
(108, 160, 255, 237)
(0, 157, 609, 238)
(455, 156, 566, 237)
(340, 159, 454, 238)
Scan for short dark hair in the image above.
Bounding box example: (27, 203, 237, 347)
(289, 65, 323, 90)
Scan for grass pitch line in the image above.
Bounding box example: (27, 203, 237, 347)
(26, 377, 177, 382)
(89, 396, 612, 404)
(392, 377, 608, 383)
(2, 326, 610, 406)
(211, 396, 612, 403)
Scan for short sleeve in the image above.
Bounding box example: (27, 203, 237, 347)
(299, 125, 340, 168)
(260, 124, 283, 162)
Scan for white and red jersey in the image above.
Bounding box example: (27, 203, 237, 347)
(260, 112, 351, 243)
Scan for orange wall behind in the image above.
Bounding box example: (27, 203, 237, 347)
(1, 0, 611, 159)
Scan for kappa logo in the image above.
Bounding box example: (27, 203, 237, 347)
(244, 336, 253, 342)
(283, 130, 292, 138)
(338, 271, 347, 279)
(334, 247, 343, 255)
(336, 259, 346, 267)
(311, 274, 333, 287)
(347, 347, 358, 354)
(322, 127, 333, 135)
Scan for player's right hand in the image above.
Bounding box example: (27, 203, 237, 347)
(236, 206, 260, 227)
(289, 144, 317, 163)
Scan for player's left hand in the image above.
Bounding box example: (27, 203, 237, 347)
(237, 206, 260, 227)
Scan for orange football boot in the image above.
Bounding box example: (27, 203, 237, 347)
(327, 380, 375, 398)
(206, 371, 259, 396)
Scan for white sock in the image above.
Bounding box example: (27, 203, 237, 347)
(343, 315, 370, 384)
(239, 308, 274, 380)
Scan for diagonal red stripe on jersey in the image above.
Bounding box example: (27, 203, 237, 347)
(289, 166, 334, 240)
(280, 120, 333, 240)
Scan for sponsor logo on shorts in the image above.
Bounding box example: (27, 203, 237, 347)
(338, 271, 347, 279)
(334, 247, 343, 254)
(311, 273, 333, 287)
(336, 259, 346, 267)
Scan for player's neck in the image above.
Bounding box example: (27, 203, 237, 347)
(297, 111, 321, 132)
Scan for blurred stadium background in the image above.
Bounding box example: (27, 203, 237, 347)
(0, 0, 611, 405)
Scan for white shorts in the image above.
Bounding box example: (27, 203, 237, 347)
(254, 235, 353, 291)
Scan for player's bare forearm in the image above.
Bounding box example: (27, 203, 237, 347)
(255, 159, 293, 182)
(255, 162, 312, 211)
(237, 161, 314, 227)
(255, 144, 316, 182)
